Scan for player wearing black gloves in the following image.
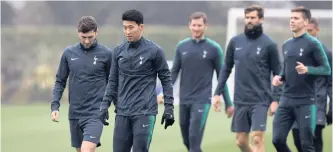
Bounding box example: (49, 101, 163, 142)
(99, 9, 175, 152)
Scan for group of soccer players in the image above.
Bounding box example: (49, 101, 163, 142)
(50, 4, 332, 152)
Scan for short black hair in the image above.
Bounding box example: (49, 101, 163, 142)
(77, 16, 98, 33)
(291, 6, 311, 20)
(244, 4, 264, 19)
(122, 9, 144, 25)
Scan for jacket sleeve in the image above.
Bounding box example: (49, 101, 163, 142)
(212, 43, 232, 109)
(155, 47, 174, 112)
(105, 48, 113, 83)
(170, 44, 181, 85)
(307, 40, 331, 75)
(214, 38, 235, 96)
(51, 49, 70, 112)
(101, 47, 118, 110)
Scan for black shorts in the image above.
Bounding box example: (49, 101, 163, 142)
(231, 104, 269, 133)
(69, 118, 103, 148)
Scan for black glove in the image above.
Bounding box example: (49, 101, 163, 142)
(327, 112, 332, 125)
(161, 112, 175, 129)
(99, 109, 109, 126)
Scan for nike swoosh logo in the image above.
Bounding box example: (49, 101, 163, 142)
(71, 58, 78, 60)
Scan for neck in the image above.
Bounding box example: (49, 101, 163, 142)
(293, 29, 306, 38)
(130, 36, 143, 43)
(192, 35, 205, 40)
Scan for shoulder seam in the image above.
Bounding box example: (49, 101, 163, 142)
(177, 37, 191, 47)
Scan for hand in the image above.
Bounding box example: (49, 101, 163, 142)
(51, 110, 59, 122)
(295, 62, 308, 74)
(157, 94, 164, 104)
(213, 95, 221, 112)
(268, 101, 279, 116)
(226, 106, 234, 118)
(272, 75, 283, 86)
(99, 109, 109, 126)
(161, 112, 175, 129)
(326, 112, 332, 125)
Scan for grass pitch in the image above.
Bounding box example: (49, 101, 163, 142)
(2, 104, 332, 152)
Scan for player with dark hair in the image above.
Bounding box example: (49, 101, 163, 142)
(291, 17, 332, 152)
(170, 11, 233, 152)
(51, 16, 112, 152)
(214, 4, 281, 152)
(272, 6, 331, 152)
(99, 9, 175, 152)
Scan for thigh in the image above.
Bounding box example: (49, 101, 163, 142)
(231, 104, 251, 133)
(295, 104, 316, 134)
(179, 104, 190, 125)
(272, 105, 294, 139)
(132, 115, 156, 151)
(113, 116, 133, 152)
(80, 118, 103, 147)
(69, 119, 83, 148)
(189, 103, 211, 132)
(250, 105, 269, 131)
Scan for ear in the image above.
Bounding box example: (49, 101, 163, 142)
(95, 28, 99, 36)
(259, 17, 264, 23)
(304, 19, 309, 25)
(139, 24, 144, 30)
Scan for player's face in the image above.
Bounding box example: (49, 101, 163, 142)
(189, 18, 207, 39)
(307, 23, 319, 37)
(78, 30, 97, 49)
(245, 11, 262, 29)
(290, 12, 308, 33)
(123, 21, 144, 42)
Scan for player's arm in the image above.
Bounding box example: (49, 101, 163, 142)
(155, 47, 174, 112)
(170, 45, 181, 85)
(101, 48, 118, 110)
(307, 40, 331, 75)
(213, 43, 232, 109)
(267, 42, 282, 103)
(326, 49, 332, 114)
(214, 39, 235, 96)
(51, 50, 70, 113)
(268, 43, 281, 76)
(105, 48, 113, 83)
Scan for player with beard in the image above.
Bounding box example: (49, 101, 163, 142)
(170, 12, 233, 152)
(214, 5, 281, 152)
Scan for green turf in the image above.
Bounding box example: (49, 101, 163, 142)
(2, 104, 332, 152)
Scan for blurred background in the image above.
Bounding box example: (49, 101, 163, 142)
(1, 1, 332, 152)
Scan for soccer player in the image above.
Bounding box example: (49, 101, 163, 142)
(50, 16, 112, 152)
(272, 7, 331, 152)
(99, 9, 175, 152)
(171, 12, 233, 152)
(291, 17, 332, 152)
(213, 5, 281, 152)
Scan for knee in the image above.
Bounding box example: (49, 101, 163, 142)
(236, 136, 247, 148)
(81, 147, 94, 152)
(252, 135, 264, 145)
(272, 136, 285, 146)
(81, 141, 96, 152)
